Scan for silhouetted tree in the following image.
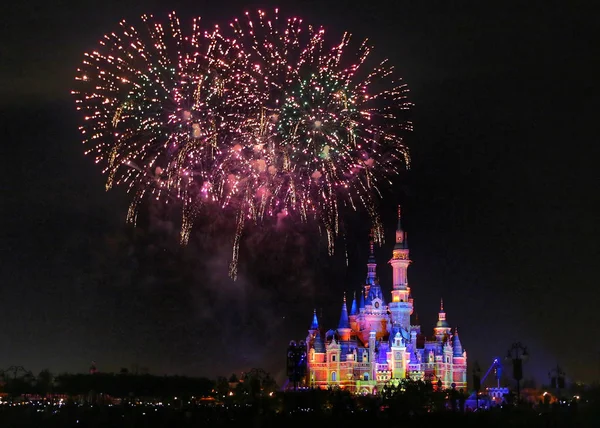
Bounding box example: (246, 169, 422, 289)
(215, 376, 229, 397)
(36, 369, 53, 396)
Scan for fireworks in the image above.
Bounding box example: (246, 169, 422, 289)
(73, 10, 412, 279)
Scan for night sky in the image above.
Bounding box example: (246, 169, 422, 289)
(1, 0, 598, 386)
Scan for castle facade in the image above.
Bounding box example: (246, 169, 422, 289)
(305, 206, 467, 393)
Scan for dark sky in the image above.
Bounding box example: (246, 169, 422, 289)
(1, 0, 598, 386)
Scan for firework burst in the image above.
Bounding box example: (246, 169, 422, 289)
(73, 10, 412, 279)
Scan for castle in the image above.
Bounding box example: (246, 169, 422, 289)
(305, 206, 467, 393)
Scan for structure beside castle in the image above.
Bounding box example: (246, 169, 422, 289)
(305, 206, 467, 393)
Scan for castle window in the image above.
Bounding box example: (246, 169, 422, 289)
(363, 373, 369, 381)
(331, 355, 336, 362)
(331, 372, 337, 381)
(363, 353, 368, 362)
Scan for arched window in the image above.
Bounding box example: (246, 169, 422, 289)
(363, 373, 369, 381)
(331, 372, 337, 381)
(363, 353, 368, 362)
(331, 355, 336, 362)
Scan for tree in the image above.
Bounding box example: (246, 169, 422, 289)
(216, 376, 229, 397)
(37, 369, 53, 396)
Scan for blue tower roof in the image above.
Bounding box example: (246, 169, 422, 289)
(366, 280, 386, 306)
(313, 333, 325, 352)
(453, 328, 463, 357)
(310, 309, 319, 330)
(359, 288, 365, 310)
(338, 294, 350, 329)
(350, 292, 358, 316)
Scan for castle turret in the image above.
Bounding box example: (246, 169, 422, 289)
(313, 333, 325, 352)
(453, 328, 463, 357)
(309, 309, 319, 335)
(337, 294, 351, 341)
(350, 292, 357, 316)
(434, 299, 452, 341)
(389, 205, 413, 330)
(349, 292, 358, 331)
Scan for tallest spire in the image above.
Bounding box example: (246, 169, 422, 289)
(366, 229, 377, 285)
(368, 229, 376, 264)
(394, 205, 407, 250)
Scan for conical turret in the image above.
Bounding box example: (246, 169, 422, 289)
(337, 294, 351, 340)
(310, 309, 319, 331)
(313, 333, 325, 352)
(350, 292, 358, 316)
(453, 328, 463, 357)
(359, 287, 365, 312)
(338, 294, 350, 329)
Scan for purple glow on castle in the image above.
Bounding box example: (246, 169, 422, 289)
(303, 206, 467, 392)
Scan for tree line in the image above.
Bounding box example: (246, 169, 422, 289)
(0, 367, 279, 400)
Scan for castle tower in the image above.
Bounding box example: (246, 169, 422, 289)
(309, 309, 319, 335)
(307, 309, 320, 355)
(366, 231, 377, 286)
(389, 205, 413, 331)
(294, 205, 467, 392)
(359, 287, 366, 313)
(350, 292, 358, 317)
(338, 294, 352, 341)
(349, 292, 359, 332)
(453, 328, 463, 357)
(390, 331, 408, 379)
(451, 327, 467, 389)
(362, 231, 378, 305)
(434, 299, 452, 341)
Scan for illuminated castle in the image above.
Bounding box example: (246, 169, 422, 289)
(305, 206, 467, 393)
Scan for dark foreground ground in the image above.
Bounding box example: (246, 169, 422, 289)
(1, 404, 599, 428)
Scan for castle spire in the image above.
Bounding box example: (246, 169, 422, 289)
(394, 205, 407, 250)
(366, 230, 377, 285)
(368, 229, 376, 263)
(338, 293, 350, 329)
(453, 327, 463, 356)
(435, 298, 450, 329)
(389, 204, 413, 330)
(310, 309, 319, 330)
(359, 287, 365, 310)
(350, 291, 358, 316)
